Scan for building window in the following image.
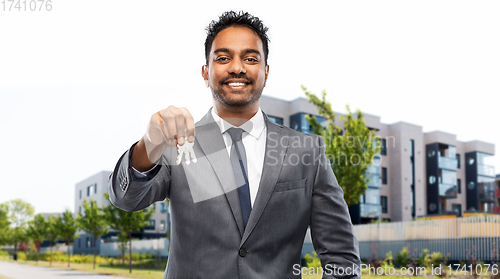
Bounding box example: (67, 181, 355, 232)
(79, 190, 82, 199)
(381, 139, 387, 156)
(160, 202, 167, 213)
(79, 206, 82, 214)
(457, 179, 461, 194)
(87, 184, 96, 196)
(381, 196, 388, 213)
(145, 220, 155, 230)
(86, 237, 91, 248)
(382, 168, 387, 185)
(267, 115, 284, 125)
(77, 238, 80, 248)
(160, 220, 166, 231)
(456, 154, 461, 168)
(410, 140, 414, 157)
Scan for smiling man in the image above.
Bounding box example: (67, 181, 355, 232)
(109, 11, 361, 279)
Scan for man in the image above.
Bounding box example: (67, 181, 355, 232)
(109, 11, 360, 279)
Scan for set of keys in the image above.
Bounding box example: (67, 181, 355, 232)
(176, 139, 197, 165)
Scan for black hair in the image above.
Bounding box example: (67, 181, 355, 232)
(204, 11, 270, 65)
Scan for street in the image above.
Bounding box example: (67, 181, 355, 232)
(0, 261, 133, 279)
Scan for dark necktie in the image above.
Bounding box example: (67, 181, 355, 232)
(226, 127, 252, 229)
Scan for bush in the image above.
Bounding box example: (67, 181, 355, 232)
(17, 252, 27, 260)
(0, 250, 10, 256)
(304, 252, 321, 269)
(417, 249, 431, 267)
(430, 252, 443, 267)
(395, 246, 409, 267)
(381, 251, 394, 268)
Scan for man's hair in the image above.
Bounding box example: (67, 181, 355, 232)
(204, 11, 270, 65)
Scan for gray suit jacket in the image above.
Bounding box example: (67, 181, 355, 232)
(109, 110, 360, 279)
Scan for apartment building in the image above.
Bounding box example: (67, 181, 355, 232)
(73, 171, 170, 254)
(260, 95, 496, 223)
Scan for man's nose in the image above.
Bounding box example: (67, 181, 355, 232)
(228, 59, 246, 74)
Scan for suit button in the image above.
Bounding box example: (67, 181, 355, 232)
(239, 248, 247, 257)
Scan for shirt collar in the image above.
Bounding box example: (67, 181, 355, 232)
(211, 107, 266, 140)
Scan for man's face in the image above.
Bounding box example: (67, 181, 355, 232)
(202, 26, 269, 109)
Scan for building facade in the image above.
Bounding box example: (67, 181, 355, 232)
(73, 171, 170, 254)
(494, 174, 500, 213)
(260, 95, 496, 223)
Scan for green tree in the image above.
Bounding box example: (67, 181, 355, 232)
(55, 210, 78, 267)
(117, 231, 129, 265)
(76, 199, 108, 270)
(303, 86, 381, 206)
(46, 215, 61, 266)
(0, 204, 10, 246)
(102, 193, 154, 273)
(7, 226, 29, 259)
(4, 199, 35, 227)
(26, 214, 48, 263)
(2, 199, 35, 258)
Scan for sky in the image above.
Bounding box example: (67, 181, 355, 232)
(1, 0, 499, 214)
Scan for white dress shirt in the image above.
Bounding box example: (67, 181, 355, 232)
(210, 108, 267, 208)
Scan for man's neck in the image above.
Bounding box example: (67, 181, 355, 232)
(213, 102, 259, 126)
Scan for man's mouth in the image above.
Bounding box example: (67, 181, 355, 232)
(224, 81, 250, 89)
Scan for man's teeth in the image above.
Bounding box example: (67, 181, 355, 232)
(227, 82, 246, 86)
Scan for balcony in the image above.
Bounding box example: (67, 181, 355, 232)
(366, 164, 380, 175)
(493, 207, 500, 214)
(478, 182, 496, 202)
(439, 183, 457, 198)
(366, 173, 381, 188)
(438, 156, 458, 170)
(360, 203, 381, 218)
(478, 164, 495, 177)
(496, 188, 500, 198)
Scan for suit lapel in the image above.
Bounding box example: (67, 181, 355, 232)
(241, 115, 289, 246)
(196, 110, 245, 237)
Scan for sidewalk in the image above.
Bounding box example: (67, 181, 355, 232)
(0, 261, 133, 279)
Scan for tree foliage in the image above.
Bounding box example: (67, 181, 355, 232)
(0, 204, 10, 245)
(56, 210, 78, 267)
(45, 215, 61, 266)
(26, 213, 48, 262)
(303, 86, 381, 206)
(102, 193, 154, 273)
(2, 199, 35, 257)
(76, 199, 108, 270)
(4, 199, 35, 228)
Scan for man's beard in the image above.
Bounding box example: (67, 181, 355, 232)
(211, 87, 263, 108)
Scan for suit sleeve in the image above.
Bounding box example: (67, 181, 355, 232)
(108, 142, 171, 212)
(309, 136, 361, 279)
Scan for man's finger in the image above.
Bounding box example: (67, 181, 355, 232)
(160, 109, 177, 146)
(173, 107, 187, 145)
(180, 107, 196, 143)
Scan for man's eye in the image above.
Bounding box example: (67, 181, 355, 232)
(216, 57, 229, 62)
(246, 58, 258, 62)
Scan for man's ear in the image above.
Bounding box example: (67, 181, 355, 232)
(264, 64, 269, 87)
(201, 65, 209, 87)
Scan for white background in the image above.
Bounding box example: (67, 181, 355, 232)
(0, 0, 499, 213)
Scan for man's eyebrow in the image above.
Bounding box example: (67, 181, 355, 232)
(213, 48, 230, 55)
(242, 48, 261, 56)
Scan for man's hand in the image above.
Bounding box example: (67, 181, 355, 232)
(132, 106, 195, 172)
